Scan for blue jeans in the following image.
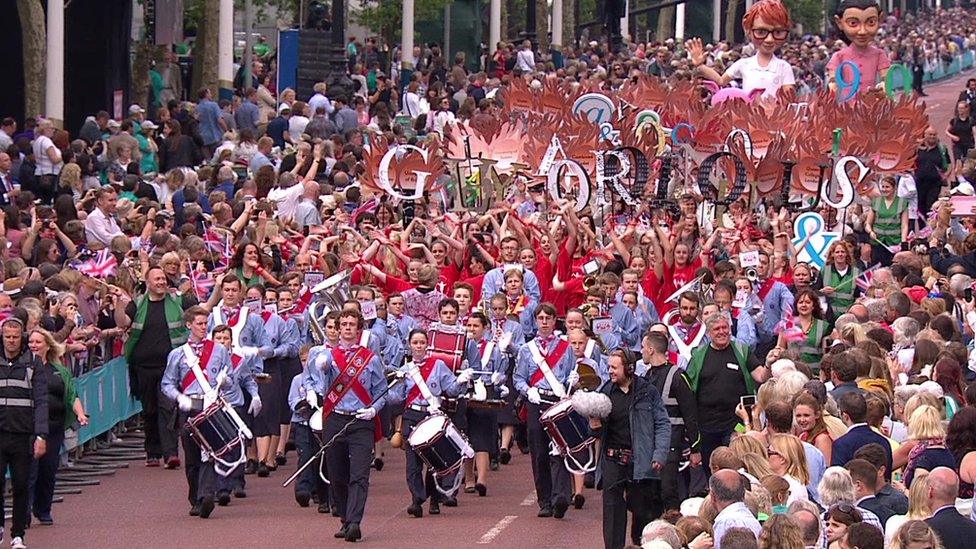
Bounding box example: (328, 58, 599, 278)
(29, 426, 65, 519)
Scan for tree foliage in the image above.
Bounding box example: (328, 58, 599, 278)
(784, 0, 826, 34)
(353, 0, 452, 45)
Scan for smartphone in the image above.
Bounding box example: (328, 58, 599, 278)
(740, 395, 756, 418)
(966, 288, 973, 302)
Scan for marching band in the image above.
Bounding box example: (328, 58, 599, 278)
(161, 265, 673, 544)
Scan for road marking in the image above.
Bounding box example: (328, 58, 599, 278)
(477, 515, 517, 544)
(520, 491, 536, 506)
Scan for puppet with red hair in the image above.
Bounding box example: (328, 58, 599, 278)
(687, 0, 796, 99)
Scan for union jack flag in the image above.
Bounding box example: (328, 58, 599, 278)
(77, 249, 118, 279)
(203, 227, 232, 265)
(855, 263, 882, 292)
(777, 310, 806, 343)
(191, 270, 216, 301)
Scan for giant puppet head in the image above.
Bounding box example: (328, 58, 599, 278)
(834, 0, 883, 48)
(742, 0, 793, 58)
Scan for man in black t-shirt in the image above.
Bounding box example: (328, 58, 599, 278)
(686, 313, 767, 473)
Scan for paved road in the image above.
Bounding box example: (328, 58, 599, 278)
(20, 73, 975, 549)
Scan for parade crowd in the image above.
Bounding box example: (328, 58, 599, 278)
(7, 1, 976, 549)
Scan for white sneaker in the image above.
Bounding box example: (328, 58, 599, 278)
(11, 536, 26, 549)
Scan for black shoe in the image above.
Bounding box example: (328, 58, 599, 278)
(189, 504, 201, 517)
(372, 457, 384, 471)
(317, 502, 331, 514)
(199, 496, 215, 519)
(464, 485, 476, 494)
(217, 491, 231, 506)
(334, 524, 349, 538)
(499, 448, 511, 464)
(572, 493, 585, 509)
(35, 514, 53, 526)
(233, 489, 247, 498)
(537, 506, 553, 518)
(553, 496, 569, 519)
(257, 463, 269, 477)
(443, 497, 458, 507)
(584, 472, 595, 489)
(295, 491, 311, 508)
(244, 459, 257, 475)
(490, 458, 499, 471)
(407, 502, 423, 518)
(275, 453, 287, 466)
(331, 507, 340, 517)
(475, 483, 487, 497)
(344, 523, 362, 542)
(429, 500, 440, 515)
(285, 441, 296, 452)
(266, 462, 278, 472)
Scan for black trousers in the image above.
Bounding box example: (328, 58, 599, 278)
(916, 176, 943, 222)
(30, 426, 65, 519)
(215, 405, 247, 493)
(180, 416, 216, 506)
(136, 366, 178, 459)
(402, 410, 441, 504)
(323, 413, 374, 525)
(254, 360, 281, 437)
(526, 402, 570, 509)
(699, 428, 733, 481)
(293, 422, 330, 504)
(602, 456, 637, 549)
(278, 357, 303, 425)
(0, 432, 33, 539)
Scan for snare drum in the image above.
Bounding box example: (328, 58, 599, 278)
(406, 413, 474, 476)
(186, 400, 247, 460)
(427, 327, 467, 373)
(539, 399, 595, 455)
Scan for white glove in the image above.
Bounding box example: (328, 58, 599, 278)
(527, 387, 541, 405)
(258, 347, 273, 359)
(456, 368, 474, 384)
(215, 371, 231, 389)
(567, 370, 580, 388)
(490, 372, 504, 385)
(428, 397, 441, 413)
(498, 385, 510, 398)
(240, 346, 259, 359)
(355, 406, 377, 421)
(248, 395, 263, 416)
(315, 353, 330, 370)
(177, 394, 193, 412)
(306, 390, 320, 409)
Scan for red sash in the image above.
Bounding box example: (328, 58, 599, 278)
(326, 346, 382, 441)
(181, 341, 216, 392)
(405, 358, 438, 405)
(293, 290, 313, 314)
(230, 353, 243, 372)
(261, 310, 273, 323)
(529, 339, 570, 387)
(756, 278, 776, 301)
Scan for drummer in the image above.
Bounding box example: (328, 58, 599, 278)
(300, 310, 387, 542)
(514, 303, 578, 519)
(210, 324, 262, 505)
(289, 349, 330, 513)
(487, 293, 525, 465)
(389, 329, 463, 518)
(460, 312, 506, 497)
(566, 327, 606, 510)
(161, 306, 234, 519)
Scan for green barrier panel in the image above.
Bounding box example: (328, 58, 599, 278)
(76, 357, 142, 445)
(965, 52, 975, 69)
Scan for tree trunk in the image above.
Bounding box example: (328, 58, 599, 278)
(726, 0, 741, 42)
(562, 0, 575, 49)
(17, 0, 46, 118)
(193, 0, 220, 94)
(657, 5, 674, 41)
(536, 0, 549, 51)
(131, 1, 155, 110)
(504, 0, 515, 39)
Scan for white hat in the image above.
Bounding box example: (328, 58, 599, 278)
(952, 181, 975, 196)
(278, 103, 292, 114)
(128, 104, 145, 115)
(141, 120, 159, 130)
(107, 119, 121, 128)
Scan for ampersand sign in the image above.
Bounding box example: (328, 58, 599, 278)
(791, 212, 840, 269)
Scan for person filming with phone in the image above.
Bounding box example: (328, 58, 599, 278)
(684, 312, 768, 476)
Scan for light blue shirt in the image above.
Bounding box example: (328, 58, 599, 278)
(514, 335, 576, 395)
(301, 343, 388, 412)
(388, 313, 419, 345)
(463, 337, 506, 383)
(803, 440, 826, 503)
(713, 501, 761, 549)
(197, 98, 224, 146)
(161, 340, 233, 401)
(389, 358, 460, 407)
(480, 265, 541, 305)
(207, 308, 276, 373)
(758, 281, 794, 343)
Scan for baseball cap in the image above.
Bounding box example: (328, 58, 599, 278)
(278, 103, 292, 114)
(107, 119, 121, 129)
(141, 120, 159, 130)
(128, 104, 146, 115)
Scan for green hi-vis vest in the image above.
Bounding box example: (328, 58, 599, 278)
(123, 293, 187, 361)
(872, 196, 907, 246)
(823, 265, 859, 312)
(793, 318, 827, 369)
(686, 341, 757, 396)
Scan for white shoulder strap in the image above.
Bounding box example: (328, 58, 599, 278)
(527, 340, 566, 398)
(584, 338, 596, 359)
(480, 340, 496, 369)
(407, 361, 438, 406)
(183, 343, 218, 403)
